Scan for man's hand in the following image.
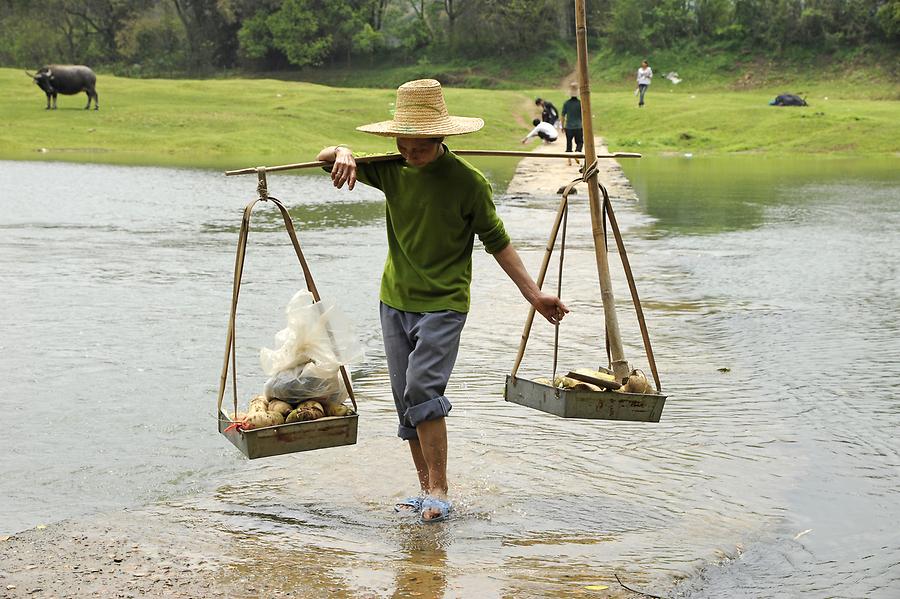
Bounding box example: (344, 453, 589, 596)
(330, 146, 357, 190)
(531, 291, 569, 325)
(492, 243, 570, 325)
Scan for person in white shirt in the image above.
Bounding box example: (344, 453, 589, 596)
(521, 119, 558, 144)
(636, 60, 653, 107)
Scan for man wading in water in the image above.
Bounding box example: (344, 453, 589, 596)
(318, 79, 568, 523)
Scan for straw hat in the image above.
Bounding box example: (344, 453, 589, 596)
(356, 79, 484, 138)
(569, 81, 579, 95)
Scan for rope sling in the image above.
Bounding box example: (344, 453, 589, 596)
(511, 161, 662, 392)
(216, 169, 357, 426)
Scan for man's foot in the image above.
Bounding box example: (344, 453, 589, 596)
(394, 496, 423, 513)
(421, 496, 452, 523)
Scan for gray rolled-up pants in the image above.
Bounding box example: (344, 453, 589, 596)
(380, 302, 467, 440)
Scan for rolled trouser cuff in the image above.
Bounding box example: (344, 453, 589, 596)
(405, 395, 452, 429)
(398, 424, 419, 440)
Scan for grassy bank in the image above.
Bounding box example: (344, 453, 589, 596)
(586, 85, 900, 155)
(286, 43, 900, 98)
(0, 68, 531, 173)
(2, 67, 898, 179)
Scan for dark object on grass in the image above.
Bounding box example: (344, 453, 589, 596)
(25, 65, 99, 110)
(770, 93, 808, 107)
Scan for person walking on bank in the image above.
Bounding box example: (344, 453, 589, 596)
(636, 60, 653, 107)
(317, 79, 568, 524)
(561, 82, 583, 166)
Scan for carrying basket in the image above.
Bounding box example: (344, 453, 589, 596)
(217, 172, 358, 458)
(505, 171, 666, 422)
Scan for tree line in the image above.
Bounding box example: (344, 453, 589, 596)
(1, 0, 898, 76)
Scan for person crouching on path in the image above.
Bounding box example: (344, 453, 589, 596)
(317, 79, 568, 524)
(561, 82, 584, 166)
(521, 118, 558, 145)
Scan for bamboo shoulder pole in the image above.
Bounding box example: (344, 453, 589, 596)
(575, 0, 630, 380)
(225, 151, 641, 176)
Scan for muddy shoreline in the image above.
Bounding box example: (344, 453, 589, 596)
(1, 509, 235, 598)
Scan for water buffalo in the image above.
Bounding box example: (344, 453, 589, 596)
(26, 65, 99, 110)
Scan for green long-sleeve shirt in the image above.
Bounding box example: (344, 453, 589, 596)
(355, 145, 510, 313)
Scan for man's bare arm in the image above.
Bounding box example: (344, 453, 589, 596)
(493, 243, 569, 324)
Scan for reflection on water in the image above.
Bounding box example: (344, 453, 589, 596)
(1, 157, 899, 597)
(623, 155, 900, 235)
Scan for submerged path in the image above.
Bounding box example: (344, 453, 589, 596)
(505, 136, 638, 201)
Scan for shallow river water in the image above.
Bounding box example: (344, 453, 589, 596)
(1, 156, 899, 597)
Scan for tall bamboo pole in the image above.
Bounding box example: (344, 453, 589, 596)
(575, 0, 630, 380)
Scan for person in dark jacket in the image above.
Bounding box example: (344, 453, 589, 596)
(535, 97, 560, 128)
(561, 82, 583, 166)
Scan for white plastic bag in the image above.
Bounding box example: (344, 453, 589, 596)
(263, 362, 344, 404)
(260, 290, 362, 403)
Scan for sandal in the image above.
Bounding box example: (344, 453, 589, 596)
(394, 496, 423, 513)
(420, 497, 452, 523)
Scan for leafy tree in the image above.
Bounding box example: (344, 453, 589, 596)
(170, 0, 241, 69)
(116, 4, 186, 74)
(2, 0, 899, 75)
(644, 0, 696, 47)
(696, 0, 733, 39)
(877, 0, 900, 39)
(265, 0, 333, 67)
(451, 0, 560, 57)
(56, 0, 145, 62)
(237, 11, 273, 60)
(608, 0, 644, 51)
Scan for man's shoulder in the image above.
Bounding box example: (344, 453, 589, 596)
(444, 151, 491, 192)
(361, 155, 404, 171)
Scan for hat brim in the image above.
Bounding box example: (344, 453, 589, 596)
(356, 116, 484, 138)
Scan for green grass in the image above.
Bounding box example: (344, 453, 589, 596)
(279, 42, 575, 90)
(0, 69, 531, 173)
(587, 87, 900, 155)
(586, 44, 900, 99)
(2, 66, 898, 182)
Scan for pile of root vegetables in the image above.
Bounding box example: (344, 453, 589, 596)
(229, 394, 354, 431)
(534, 367, 655, 394)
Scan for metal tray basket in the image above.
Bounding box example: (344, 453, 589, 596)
(505, 375, 666, 422)
(219, 411, 358, 459)
(215, 191, 360, 458)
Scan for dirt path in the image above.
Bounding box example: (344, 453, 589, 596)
(506, 136, 638, 201)
(558, 68, 579, 92)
